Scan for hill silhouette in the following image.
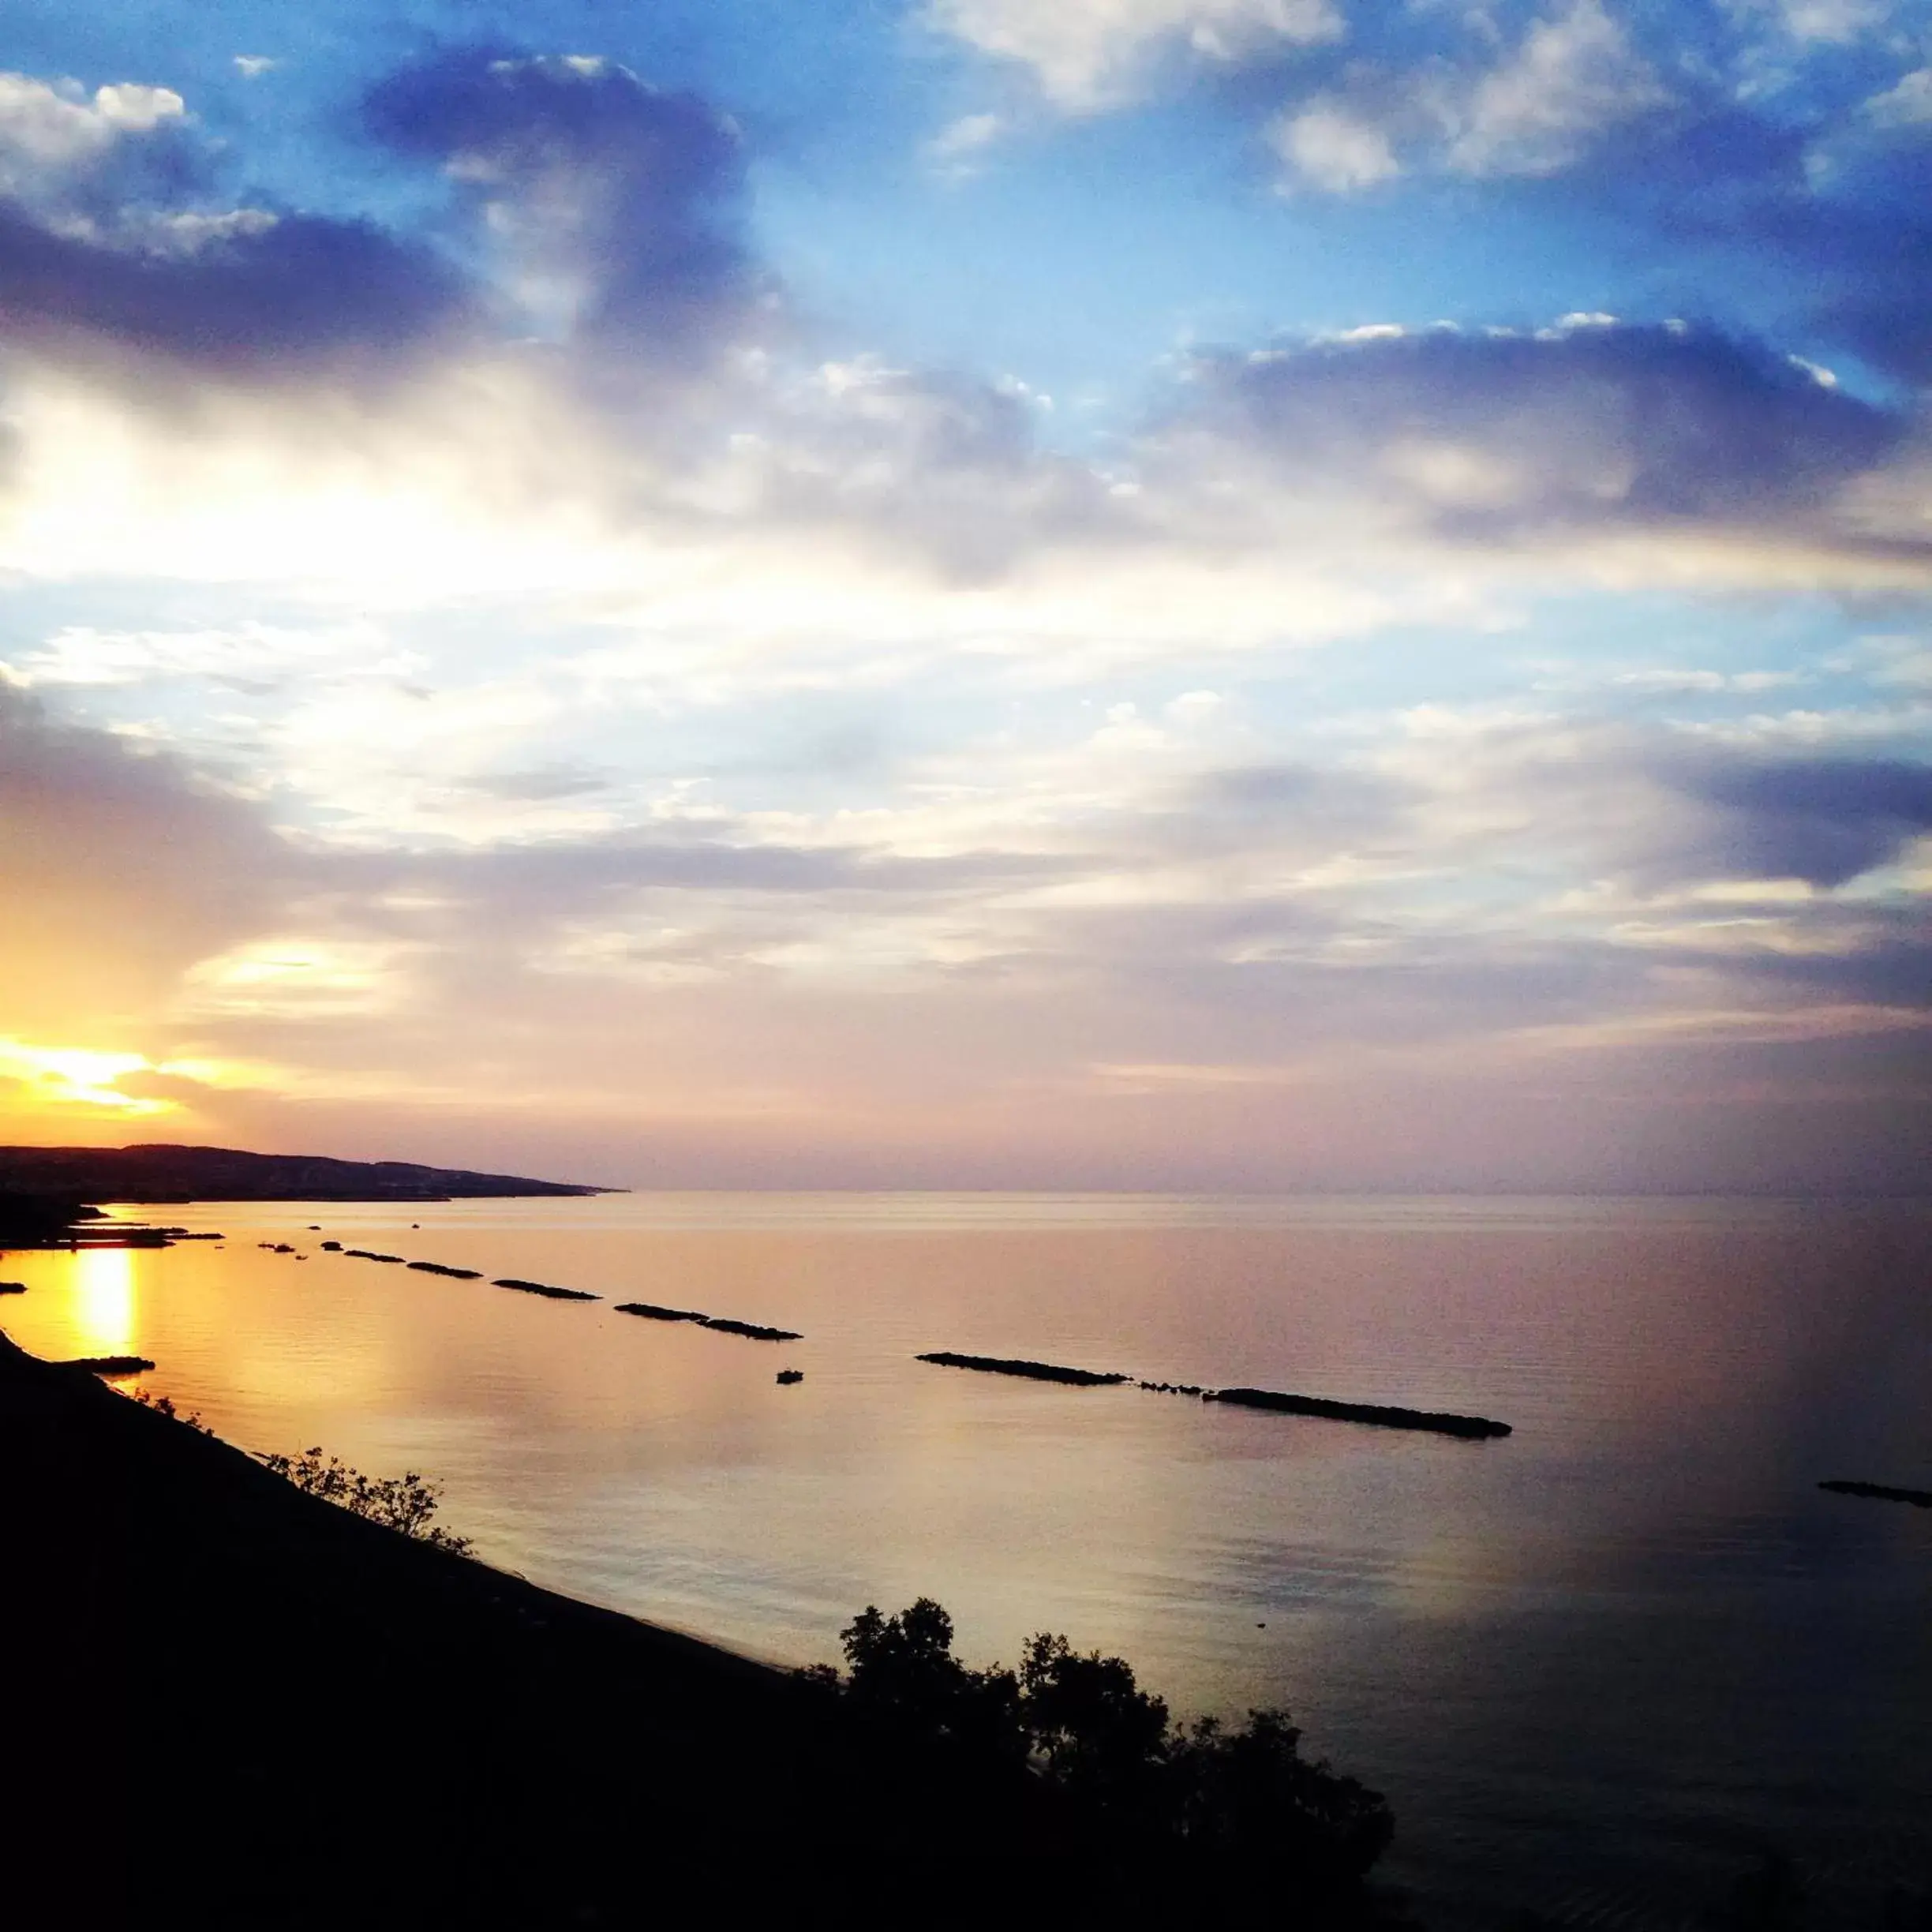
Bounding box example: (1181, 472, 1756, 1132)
(0, 1141, 607, 1202)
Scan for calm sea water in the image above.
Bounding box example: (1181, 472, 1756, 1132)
(6, 1193, 1928, 1925)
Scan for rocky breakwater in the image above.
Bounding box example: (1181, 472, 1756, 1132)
(1203, 1387, 1512, 1439)
(1820, 1478, 1932, 1508)
(915, 1352, 1128, 1387)
(615, 1301, 801, 1342)
(495, 1278, 601, 1301)
(917, 1350, 1511, 1438)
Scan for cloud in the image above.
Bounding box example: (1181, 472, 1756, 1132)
(0, 71, 183, 190)
(1444, 1, 1669, 179)
(0, 69, 466, 384)
(1163, 318, 1905, 550)
(363, 50, 755, 354)
(1682, 754, 1932, 886)
(928, 0, 1341, 110)
(0, 46, 770, 391)
(927, 110, 1005, 178)
(1732, 0, 1886, 45)
(0, 683, 290, 1035)
(1268, 1, 1671, 196)
(0, 199, 470, 378)
(1270, 96, 1400, 191)
(1863, 66, 1932, 126)
(1354, 707, 1932, 922)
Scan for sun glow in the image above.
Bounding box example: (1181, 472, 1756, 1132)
(0, 1036, 173, 1115)
(0, 1038, 265, 1119)
(73, 1246, 137, 1356)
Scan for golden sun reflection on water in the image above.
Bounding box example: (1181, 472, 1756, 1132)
(73, 1246, 137, 1355)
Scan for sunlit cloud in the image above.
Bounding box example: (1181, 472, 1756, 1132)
(180, 939, 417, 1020)
(0, 1036, 174, 1115)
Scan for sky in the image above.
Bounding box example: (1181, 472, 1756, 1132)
(1, 0, 1929, 1192)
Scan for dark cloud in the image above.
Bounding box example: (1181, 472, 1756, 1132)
(0, 44, 762, 388)
(1176, 320, 1902, 537)
(1789, 137, 1932, 385)
(1685, 755, 1932, 887)
(1519, 78, 1932, 385)
(1380, 716, 1932, 897)
(1211, 6, 1932, 393)
(364, 50, 754, 353)
(0, 200, 468, 376)
(1721, 915, 1932, 1012)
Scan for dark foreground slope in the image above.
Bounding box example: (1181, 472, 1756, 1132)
(0, 1335, 1397, 1930)
(0, 1141, 607, 1201)
(0, 1335, 1025, 1928)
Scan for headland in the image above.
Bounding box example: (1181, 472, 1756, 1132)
(0, 1141, 609, 1204)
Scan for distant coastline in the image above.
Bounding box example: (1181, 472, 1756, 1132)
(0, 1141, 612, 1204)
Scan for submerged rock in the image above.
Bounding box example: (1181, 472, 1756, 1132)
(777, 1368, 804, 1385)
(0, 1281, 24, 1294)
(406, 1261, 484, 1280)
(60, 1355, 155, 1377)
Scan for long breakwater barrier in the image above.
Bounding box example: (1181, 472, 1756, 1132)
(616, 1302, 801, 1342)
(1820, 1478, 1932, 1508)
(916, 1352, 1127, 1387)
(298, 1239, 799, 1334)
(1204, 1385, 1511, 1439)
(915, 1351, 1510, 1439)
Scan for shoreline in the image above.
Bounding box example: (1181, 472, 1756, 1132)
(0, 1331, 1405, 1928)
(0, 1329, 993, 1924)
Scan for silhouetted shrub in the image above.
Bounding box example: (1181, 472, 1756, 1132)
(133, 1389, 214, 1434)
(257, 1446, 474, 1555)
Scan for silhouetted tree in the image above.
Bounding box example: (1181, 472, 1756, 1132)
(1169, 1706, 1395, 1885)
(837, 1597, 1026, 1766)
(1019, 1631, 1170, 1804)
(813, 1597, 1394, 1909)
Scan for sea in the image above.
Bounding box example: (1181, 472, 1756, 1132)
(6, 1192, 1927, 1926)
